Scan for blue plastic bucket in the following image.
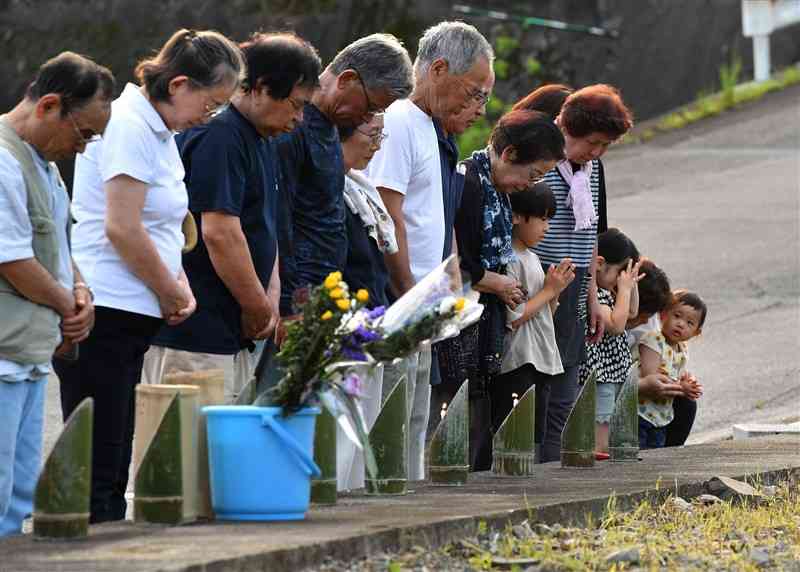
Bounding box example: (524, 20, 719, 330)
(203, 405, 321, 521)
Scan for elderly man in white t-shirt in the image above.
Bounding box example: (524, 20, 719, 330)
(366, 21, 494, 480)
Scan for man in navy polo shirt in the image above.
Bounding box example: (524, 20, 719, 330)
(276, 34, 413, 317)
(145, 33, 322, 401)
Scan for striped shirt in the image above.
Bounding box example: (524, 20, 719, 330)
(532, 159, 603, 269)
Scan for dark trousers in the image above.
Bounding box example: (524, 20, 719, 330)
(55, 306, 162, 523)
(666, 396, 697, 446)
(639, 417, 667, 449)
(538, 364, 579, 463)
(543, 266, 588, 464)
(491, 364, 552, 449)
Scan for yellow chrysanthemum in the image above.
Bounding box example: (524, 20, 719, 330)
(454, 297, 466, 312)
(329, 287, 345, 299)
(356, 289, 369, 303)
(321, 310, 333, 321)
(323, 271, 342, 289)
(336, 299, 350, 311)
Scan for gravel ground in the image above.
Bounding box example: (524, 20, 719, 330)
(315, 481, 800, 571)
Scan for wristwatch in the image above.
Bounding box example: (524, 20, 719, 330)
(73, 281, 95, 301)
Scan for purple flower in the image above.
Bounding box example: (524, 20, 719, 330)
(367, 306, 386, 320)
(354, 325, 382, 343)
(342, 346, 368, 362)
(343, 372, 363, 396)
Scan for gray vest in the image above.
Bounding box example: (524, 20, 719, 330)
(0, 119, 65, 364)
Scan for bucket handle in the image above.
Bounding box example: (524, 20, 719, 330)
(261, 414, 322, 478)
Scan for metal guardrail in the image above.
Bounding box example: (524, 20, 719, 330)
(742, 0, 800, 81)
(452, 4, 619, 38)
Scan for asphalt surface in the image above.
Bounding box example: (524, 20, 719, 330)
(41, 84, 800, 457)
(602, 84, 800, 442)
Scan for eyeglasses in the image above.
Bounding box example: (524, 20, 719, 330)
(455, 77, 491, 106)
(356, 126, 389, 146)
(351, 67, 386, 116)
(68, 113, 102, 145)
(286, 95, 307, 113)
(528, 168, 548, 185)
(203, 100, 229, 118)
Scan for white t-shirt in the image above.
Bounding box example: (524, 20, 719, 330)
(501, 247, 563, 376)
(0, 143, 73, 379)
(625, 313, 660, 383)
(365, 99, 444, 283)
(71, 83, 188, 318)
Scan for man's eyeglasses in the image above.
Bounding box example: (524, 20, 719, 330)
(455, 77, 490, 106)
(204, 101, 229, 118)
(68, 113, 102, 145)
(286, 96, 306, 113)
(352, 67, 386, 116)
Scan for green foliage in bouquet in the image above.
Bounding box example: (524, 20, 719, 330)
(267, 271, 371, 414)
(365, 297, 466, 362)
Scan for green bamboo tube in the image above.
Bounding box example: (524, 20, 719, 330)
(366, 376, 407, 495)
(310, 409, 337, 504)
(609, 373, 639, 462)
(233, 376, 257, 405)
(164, 370, 225, 519)
(33, 398, 93, 539)
(492, 386, 536, 477)
(428, 380, 469, 485)
(133, 384, 199, 524)
(134, 393, 198, 525)
(561, 372, 597, 468)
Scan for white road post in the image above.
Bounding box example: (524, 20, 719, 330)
(742, 0, 800, 82)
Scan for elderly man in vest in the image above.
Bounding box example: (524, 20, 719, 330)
(0, 52, 113, 536)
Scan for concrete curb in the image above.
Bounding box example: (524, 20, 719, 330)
(2, 436, 798, 572)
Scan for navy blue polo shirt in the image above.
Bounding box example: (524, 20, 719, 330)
(153, 104, 279, 354)
(276, 103, 346, 315)
(434, 119, 461, 260)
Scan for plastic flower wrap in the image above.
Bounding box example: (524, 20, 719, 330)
(253, 257, 482, 482)
(363, 255, 483, 362)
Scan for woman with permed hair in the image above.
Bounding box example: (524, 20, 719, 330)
(513, 83, 634, 463)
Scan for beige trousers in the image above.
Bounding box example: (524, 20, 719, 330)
(142, 345, 259, 403)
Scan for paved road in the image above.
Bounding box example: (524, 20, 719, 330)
(603, 84, 800, 442)
(41, 85, 800, 456)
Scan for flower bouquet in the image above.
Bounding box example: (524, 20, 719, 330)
(255, 255, 483, 481)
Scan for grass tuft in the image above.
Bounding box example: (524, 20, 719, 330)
(628, 64, 800, 145)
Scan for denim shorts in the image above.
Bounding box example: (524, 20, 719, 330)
(595, 382, 623, 423)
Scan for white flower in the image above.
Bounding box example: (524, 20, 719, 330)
(438, 296, 456, 314)
(343, 309, 368, 334)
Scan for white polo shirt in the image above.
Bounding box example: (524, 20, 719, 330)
(365, 99, 444, 283)
(71, 83, 188, 318)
